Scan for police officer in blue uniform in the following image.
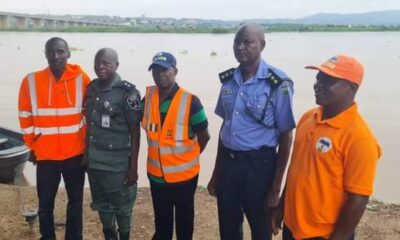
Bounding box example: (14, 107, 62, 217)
(208, 23, 296, 240)
(84, 48, 141, 240)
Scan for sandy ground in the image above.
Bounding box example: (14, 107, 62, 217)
(0, 183, 399, 240)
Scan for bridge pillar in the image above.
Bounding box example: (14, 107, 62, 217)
(68, 21, 76, 27)
(31, 18, 43, 28)
(0, 15, 9, 29)
(44, 19, 55, 28)
(56, 20, 66, 28)
(15, 16, 28, 28)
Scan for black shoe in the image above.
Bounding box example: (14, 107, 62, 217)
(119, 231, 130, 240)
(103, 228, 119, 240)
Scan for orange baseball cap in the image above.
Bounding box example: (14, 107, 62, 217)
(306, 54, 364, 85)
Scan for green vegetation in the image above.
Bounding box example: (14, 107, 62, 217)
(1, 24, 400, 33)
(265, 24, 400, 32)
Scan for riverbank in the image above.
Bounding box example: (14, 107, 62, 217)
(0, 184, 399, 239)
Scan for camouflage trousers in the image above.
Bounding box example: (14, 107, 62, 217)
(88, 169, 137, 233)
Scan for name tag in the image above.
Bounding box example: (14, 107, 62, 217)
(101, 114, 110, 128)
(222, 88, 233, 96)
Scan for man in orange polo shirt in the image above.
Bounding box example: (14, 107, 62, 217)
(272, 54, 382, 239)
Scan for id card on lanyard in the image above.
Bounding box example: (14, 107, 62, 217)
(102, 114, 110, 128)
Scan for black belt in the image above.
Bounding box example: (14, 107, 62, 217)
(220, 144, 276, 160)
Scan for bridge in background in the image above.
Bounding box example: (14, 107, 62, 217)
(0, 12, 121, 29)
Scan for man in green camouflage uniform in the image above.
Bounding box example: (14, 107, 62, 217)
(84, 48, 141, 240)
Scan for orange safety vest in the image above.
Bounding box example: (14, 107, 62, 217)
(18, 64, 90, 161)
(142, 86, 200, 183)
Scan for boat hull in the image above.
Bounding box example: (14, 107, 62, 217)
(0, 151, 29, 183)
(0, 127, 30, 183)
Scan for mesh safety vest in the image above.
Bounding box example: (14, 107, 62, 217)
(142, 86, 200, 183)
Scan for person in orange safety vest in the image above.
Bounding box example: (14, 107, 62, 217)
(18, 37, 90, 240)
(142, 51, 210, 240)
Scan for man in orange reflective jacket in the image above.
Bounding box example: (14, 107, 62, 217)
(18, 37, 90, 240)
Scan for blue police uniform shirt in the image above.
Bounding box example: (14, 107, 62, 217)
(215, 59, 296, 151)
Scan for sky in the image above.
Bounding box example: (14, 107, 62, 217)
(2, 0, 400, 20)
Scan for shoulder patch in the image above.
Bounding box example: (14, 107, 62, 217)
(218, 68, 235, 83)
(281, 81, 290, 96)
(127, 91, 141, 110)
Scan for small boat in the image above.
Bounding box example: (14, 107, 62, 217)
(0, 127, 30, 183)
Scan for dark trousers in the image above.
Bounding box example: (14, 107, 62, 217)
(282, 225, 355, 240)
(150, 175, 198, 240)
(216, 145, 276, 240)
(36, 155, 85, 240)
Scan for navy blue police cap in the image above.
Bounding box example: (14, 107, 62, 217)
(148, 52, 177, 71)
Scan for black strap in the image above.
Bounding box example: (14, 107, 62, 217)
(245, 92, 276, 129)
(246, 69, 289, 129)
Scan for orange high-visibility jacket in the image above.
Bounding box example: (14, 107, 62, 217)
(142, 86, 200, 183)
(18, 64, 90, 161)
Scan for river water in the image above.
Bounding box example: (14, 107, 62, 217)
(0, 32, 399, 203)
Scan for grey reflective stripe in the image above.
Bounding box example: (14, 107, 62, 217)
(144, 87, 156, 131)
(175, 92, 189, 146)
(159, 145, 193, 155)
(27, 74, 83, 116)
(147, 139, 159, 148)
(148, 156, 199, 174)
(27, 73, 38, 116)
(18, 111, 32, 118)
(22, 126, 34, 134)
(37, 107, 81, 116)
(33, 119, 84, 135)
(147, 156, 161, 168)
(162, 156, 199, 174)
(75, 74, 83, 113)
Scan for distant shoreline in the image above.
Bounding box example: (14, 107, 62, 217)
(1, 24, 400, 33)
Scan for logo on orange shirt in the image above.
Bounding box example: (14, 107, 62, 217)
(166, 129, 174, 139)
(316, 137, 332, 153)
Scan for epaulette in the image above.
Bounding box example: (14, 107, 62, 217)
(86, 79, 98, 94)
(87, 79, 97, 88)
(218, 68, 235, 83)
(119, 80, 136, 92)
(268, 69, 284, 91)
